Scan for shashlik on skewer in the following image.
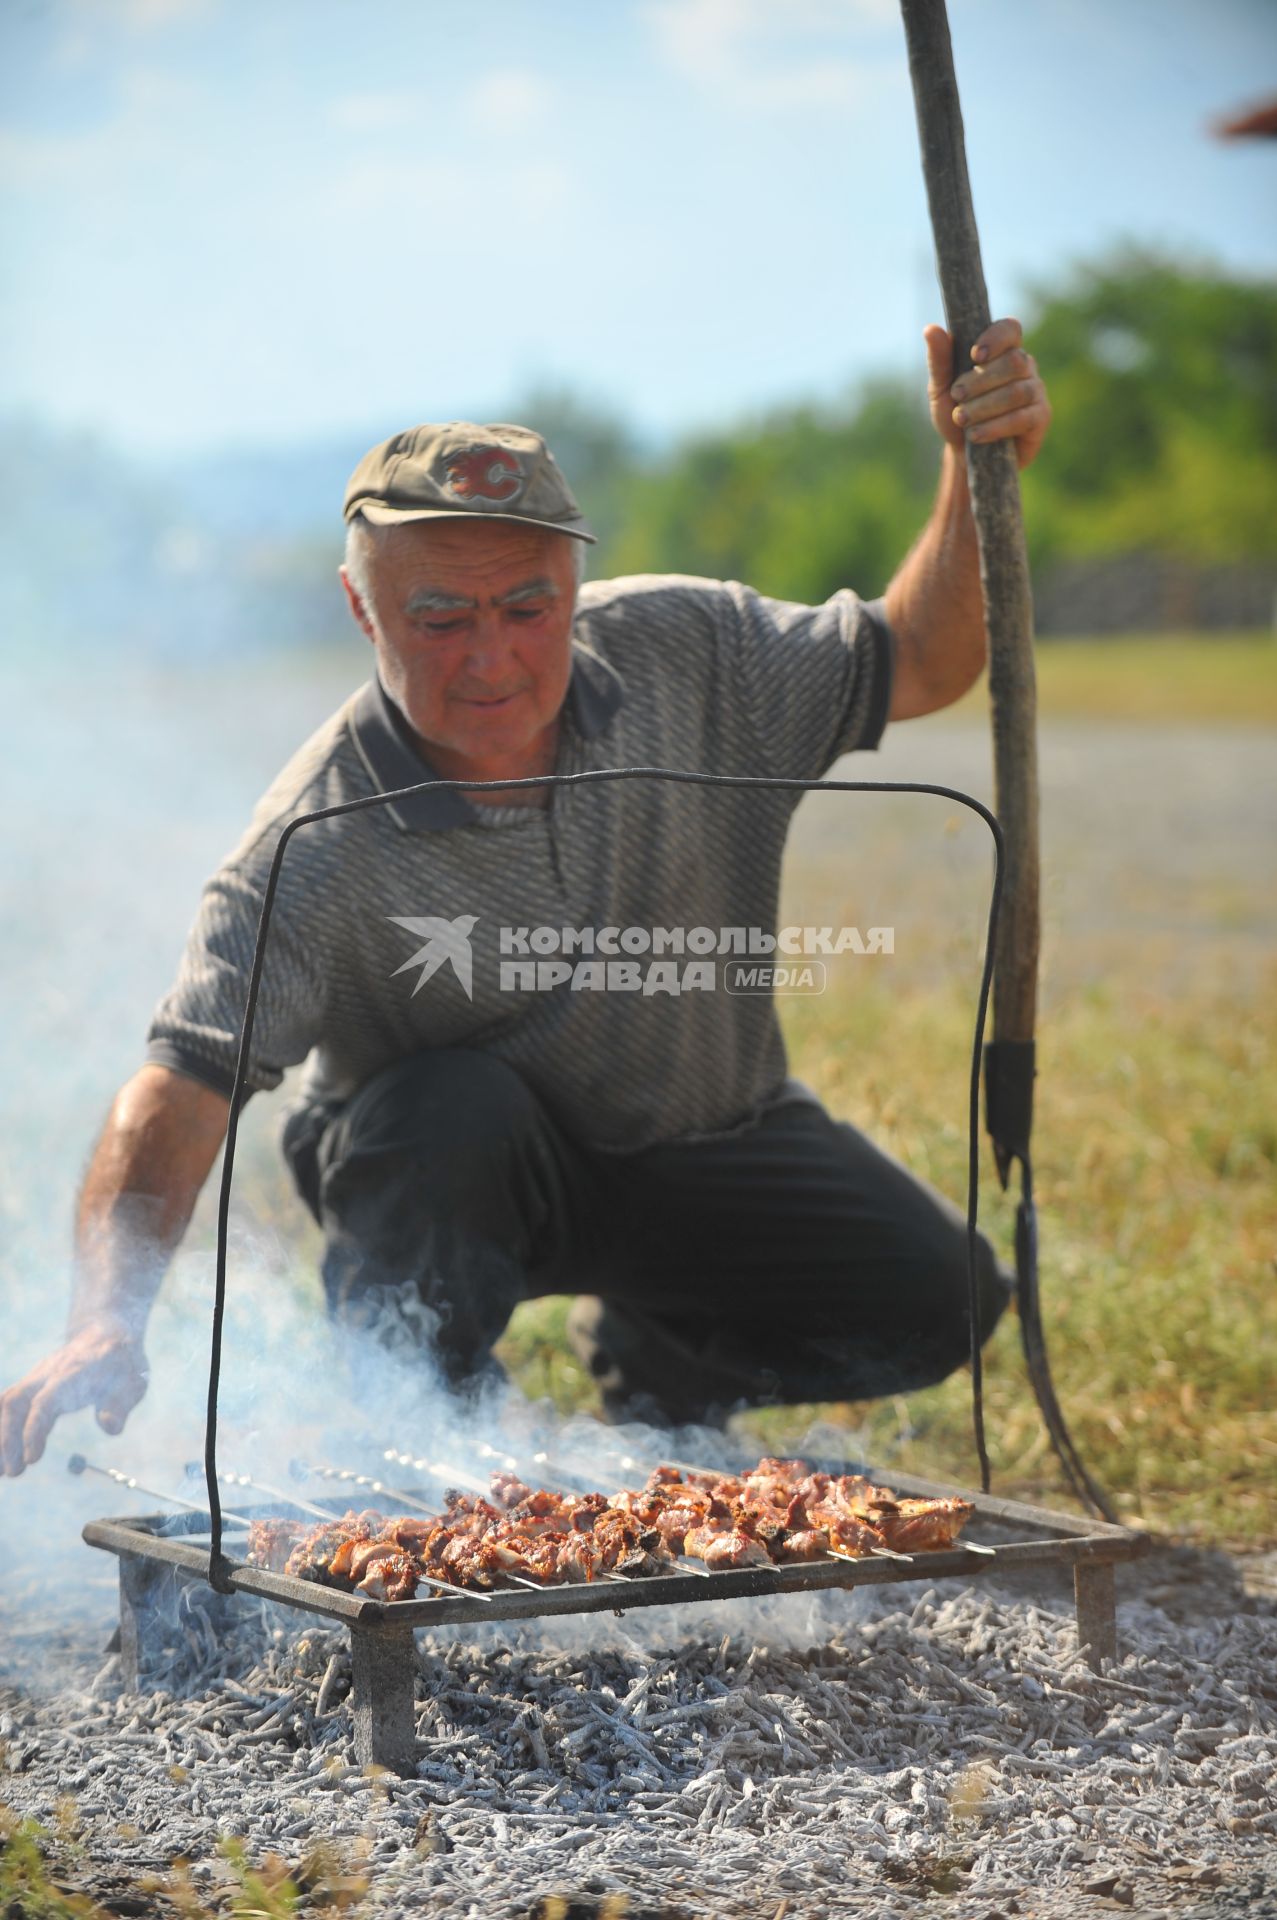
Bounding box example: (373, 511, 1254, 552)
(243, 1455, 977, 1600)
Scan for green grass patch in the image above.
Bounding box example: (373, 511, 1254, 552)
(499, 965, 1276, 1548)
(944, 630, 1277, 726)
(0, 1808, 372, 1920)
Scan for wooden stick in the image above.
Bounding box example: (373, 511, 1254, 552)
(899, 0, 1040, 1052)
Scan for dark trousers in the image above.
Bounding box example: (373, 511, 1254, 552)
(283, 1049, 1012, 1423)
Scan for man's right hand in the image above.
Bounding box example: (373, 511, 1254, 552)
(0, 1064, 229, 1478)
(0, 1319, 149, 1476)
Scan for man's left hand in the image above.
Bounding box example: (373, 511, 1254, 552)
(924, 316, 1051, 471)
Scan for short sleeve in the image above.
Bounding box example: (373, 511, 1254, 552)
(718, 583, 895, 779)
(145, 864, 328, 1100)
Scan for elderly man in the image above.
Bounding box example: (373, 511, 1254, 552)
(0, 320, 1051, 1474)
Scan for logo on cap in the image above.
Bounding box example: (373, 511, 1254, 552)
(442, 446, 524, 505)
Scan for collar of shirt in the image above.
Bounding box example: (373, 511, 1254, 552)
(348, 640, 626, 832)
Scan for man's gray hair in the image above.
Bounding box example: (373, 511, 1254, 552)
(344, 515, 586, 620)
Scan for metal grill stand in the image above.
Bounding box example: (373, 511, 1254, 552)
(87, 1468, 1146, 1776)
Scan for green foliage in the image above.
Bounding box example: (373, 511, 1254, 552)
(1021, 248, 1277, 566)
(581, 247, 1277, 600)
(0, 1810, 97, 1920)
(605, 381, 936, 599)
(0, 1810, 371, 1920)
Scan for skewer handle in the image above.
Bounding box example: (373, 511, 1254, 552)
(69, 1455, 250, 1528)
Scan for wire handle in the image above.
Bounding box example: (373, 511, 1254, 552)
(205, 765, 1004, 1593)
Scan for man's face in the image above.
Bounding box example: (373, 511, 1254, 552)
(342, 518, 578, 781)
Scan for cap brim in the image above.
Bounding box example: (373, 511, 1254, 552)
(351, 503, 596, 543)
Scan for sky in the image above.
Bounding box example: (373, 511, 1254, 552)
(1, 0, 1274, 457)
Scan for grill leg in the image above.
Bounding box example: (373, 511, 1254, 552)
(350, 1623, 418, 1775)
(118, 1555, 239, 1688)
(119, 1554, 175, 1688)
(1074, 1561, 1117, 1670)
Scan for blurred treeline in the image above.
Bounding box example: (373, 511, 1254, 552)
(560, 248, 1277, 603)
(2, 248, 1273, 660)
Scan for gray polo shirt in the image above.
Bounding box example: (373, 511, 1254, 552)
(145, 573, 893, 1151)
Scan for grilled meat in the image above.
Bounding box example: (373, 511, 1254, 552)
(681, 1524, 773, 1570)
(243, 1457, 975, 1598)
(245, 1517, 307, 1572)
(283, 1510, 384, 1584)
(859, 1493, 975, 1552)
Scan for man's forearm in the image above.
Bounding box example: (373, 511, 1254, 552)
(1, 1065, 230, 1474)
(69, 1066, 229, 1341)
(883, 446, 987, 721)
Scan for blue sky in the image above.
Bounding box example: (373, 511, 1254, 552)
(2, 0, 1274, 456)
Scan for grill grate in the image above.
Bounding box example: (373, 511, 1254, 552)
(84, 1456, 1146, 1775)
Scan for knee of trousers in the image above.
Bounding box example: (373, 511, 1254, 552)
(316, 1048, 551, 1220)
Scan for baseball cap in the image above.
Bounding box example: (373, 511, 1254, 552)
(343, 421, 596, 543)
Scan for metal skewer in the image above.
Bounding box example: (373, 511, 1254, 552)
(210, 1468, 337, 1522)
(382, 1448, 491, 1497)
(825, 1544, 900, 1570)
(962, 1540, 997, 1556)
(291, 1459, 439, 1517)
(69, 1454, 252, 1529)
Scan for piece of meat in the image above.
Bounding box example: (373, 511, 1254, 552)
(752, 1457, 811, 1483)
(590, 1507, 672, 1576)
(284, 1511, 384, 1583)
(682, 1524, 773, 1570)
(352, 1547, 419, 1602)
(864, 1495, 974, 1552)
(774, 1528, 830, 1563)
(805, 1501, 885, 1557)
(479, 1529, 574, 1583)
(646, 1464, 685, 1489)
(565, 1493, 610, 1531)
(489, 1471, 532, 1509)
(245, 1518, 306, 1572)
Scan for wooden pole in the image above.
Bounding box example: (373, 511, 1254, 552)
(899, 0, 1040, 1111)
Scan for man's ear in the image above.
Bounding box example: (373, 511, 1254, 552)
(339, 565, 377, 644)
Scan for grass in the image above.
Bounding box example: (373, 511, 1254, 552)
(0, 1808, 372, 1920)
(947, 629, 1277, 726)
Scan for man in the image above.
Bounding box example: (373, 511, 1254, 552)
(0, 319, 1051, 1473)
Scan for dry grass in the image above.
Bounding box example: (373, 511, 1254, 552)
(949, 630, 1277, 725)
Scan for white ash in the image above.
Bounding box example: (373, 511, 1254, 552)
(3, 1551, 1275, 1919)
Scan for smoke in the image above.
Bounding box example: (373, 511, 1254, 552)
(1, 1208, 878, 1676)
(0, 647, 882, 1683)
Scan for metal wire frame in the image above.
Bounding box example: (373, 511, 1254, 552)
(203, 764, 1008, 1595)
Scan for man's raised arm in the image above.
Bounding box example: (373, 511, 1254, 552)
(0, 1064, 229, 1475)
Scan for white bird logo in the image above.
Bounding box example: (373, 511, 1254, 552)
(388, 914, 478, 1000)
